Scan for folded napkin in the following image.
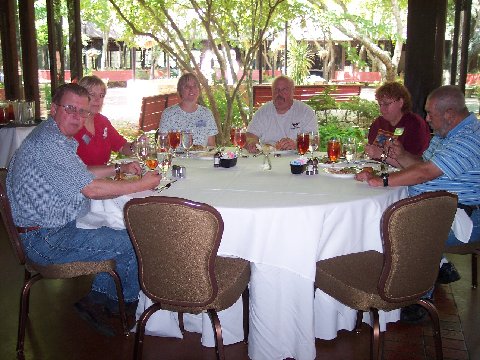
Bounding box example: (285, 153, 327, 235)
(76, 196, 130, 230)
(451, 208, 473, 243)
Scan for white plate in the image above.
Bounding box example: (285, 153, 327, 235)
(111, 157, 138, 164)
(317, 161, 349, 168)
(272, 150, 297, 156)
(322, 167, 358, 178)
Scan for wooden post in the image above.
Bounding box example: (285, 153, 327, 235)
(0, 0, 21, 100)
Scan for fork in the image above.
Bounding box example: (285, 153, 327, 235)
(155, 179, 177, 193)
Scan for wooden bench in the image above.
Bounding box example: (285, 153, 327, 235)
(252, 84, 362, 109)
(138, 93, 180, 132)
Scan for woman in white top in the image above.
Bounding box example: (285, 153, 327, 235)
(158, 73, 218, 148)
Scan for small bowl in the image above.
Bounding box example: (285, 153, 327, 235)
(290, 164, 305, 174)
(220, 157, 237, 168)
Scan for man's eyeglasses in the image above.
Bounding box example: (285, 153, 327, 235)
(378, 99, 398, 108)
(56, 104, 92, 118)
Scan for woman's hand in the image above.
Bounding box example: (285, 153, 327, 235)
(364, 144, 383, 160)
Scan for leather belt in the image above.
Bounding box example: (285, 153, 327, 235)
(458, 204, 480, 217)
(16, 226, 41, 234)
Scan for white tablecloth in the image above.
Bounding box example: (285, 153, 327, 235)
(77, 155, 408, 360)
(0, 125, 36, 167)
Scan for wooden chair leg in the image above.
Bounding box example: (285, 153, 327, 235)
(370, 309, 380, 360)
(17, 273, 41, 355)
(207, 309, 225, 360)
(134, 303, 162, 360)
(355, 310, 363, 333)
(419, 299, 443, 360)
(109, 269, 129, 336)
(472, 252, 478, 289)
(242, 287, 249, 343)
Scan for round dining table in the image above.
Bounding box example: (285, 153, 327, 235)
(77, 152, 408, 360)
(0, 123, 37, 168)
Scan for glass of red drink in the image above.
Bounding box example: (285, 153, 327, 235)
(297, 132, 310, 156)
(234, 128, 246, 156)
(168, 130, 181, 156)
(230, 128, 237, 147)
(327, 138, 341, 162)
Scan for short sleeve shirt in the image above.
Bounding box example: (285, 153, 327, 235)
(408, 113, 480, 205)
(74, 113, 127, 166)
(6, 118, 95, 227)
(159, 104, 218, 146)
(247, 100, 317, 145)
(368, 112, 431, 156)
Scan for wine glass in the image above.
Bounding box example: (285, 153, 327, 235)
(145, 143, 159, 171)
(343, 137, 357, 163)
(309, 131, 319, 156)
(181, 131, 193, 158)
(168, 130, 181, 156)
(135, 137, 149, 166)
(327, 138, 341, 162)
(230, 128, 237, 147)
(296, 132, 310, 157)
(234, 128, 247, 157)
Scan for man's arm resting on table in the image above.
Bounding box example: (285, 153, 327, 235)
(82, 171, 161, 199)
(366, 161, 443, 187)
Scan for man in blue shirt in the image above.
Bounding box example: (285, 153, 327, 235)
(7, 83, 161, 335)
(356, 85, 479, 321)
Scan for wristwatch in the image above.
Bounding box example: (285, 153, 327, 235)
(114, 163, 121, 176)
(381, 172, 389, 187)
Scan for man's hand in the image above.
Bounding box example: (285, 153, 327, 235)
(365, 144, 383, 160)
(140, 170, 162, 190)
(121, 161, 142, 175)
(275, 138, 296, 150)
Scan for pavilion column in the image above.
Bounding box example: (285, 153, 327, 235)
(0, 0, 21, 100)
(404, 0, 447, 117)
(18, 0, 40, 118)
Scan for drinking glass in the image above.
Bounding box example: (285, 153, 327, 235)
(234, 128, 247, 156)
(181, 131, 193, 158)
(145, 143, 159, 171)
(230, 128, 237, 147)
(296, 132, 310, 157)
(309, 131, 319, 155)
(343, 137, 357, 163)
(168, 130, 181, 156)
(157, 132, 170, 153)
(135, 137, 149, 165)
(159, 152, 172, 179)
(327, 138, 341, 162)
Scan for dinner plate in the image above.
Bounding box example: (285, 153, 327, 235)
(317, 160, 349, 168)
(322, 167, 357, 178)
(272, 150, 297, 156)
(189, 151, 215, 160)
(111, 157, 138, 164)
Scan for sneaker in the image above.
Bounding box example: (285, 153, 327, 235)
(400, 304, 428, 324)
(437, 262, 461, 284)
(74, 295, 116, 337)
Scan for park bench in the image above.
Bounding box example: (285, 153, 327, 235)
(252, 84, 362, 109)
(138, 92, 180, 132)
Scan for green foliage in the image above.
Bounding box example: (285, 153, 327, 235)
(202, 86, 247, 129)
(338, 97, 380, 127)
(306, 87, 337, 122)
(287, 40, 314, 85)
(318, 120, 366, 151)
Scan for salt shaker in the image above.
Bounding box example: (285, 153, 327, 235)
(305, 158, 314, 175)
(214, 150, 221, 167)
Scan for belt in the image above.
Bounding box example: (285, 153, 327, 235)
(458, 204, 480, 217)
(16, 226, 41, 234)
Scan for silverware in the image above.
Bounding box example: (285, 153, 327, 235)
(155, 179, 177, 193)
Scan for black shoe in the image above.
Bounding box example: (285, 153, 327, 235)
(437, 262, 461, 284)
(74, 296, 116, 337)
(400, 304, 428, 324)
(105, 298, 139, 318)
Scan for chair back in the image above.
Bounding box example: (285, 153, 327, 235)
(0, 168, 27, 265)
(378, 191, 457, 303)
(124, 196, 223, 308)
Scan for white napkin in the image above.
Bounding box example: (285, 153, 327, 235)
(76, 196, 130, 230)
(451, 208, 473, 243)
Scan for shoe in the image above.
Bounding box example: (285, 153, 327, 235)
(105, 298, 139, 318)
(400, 304, 428, 324)
(74, 295, 116, 337)
(437, 262, 461, 284)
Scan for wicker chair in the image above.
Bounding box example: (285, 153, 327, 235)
(0, 168, 128, 356)
(124, 196, 250, 360)
(315, 191, 458, 360)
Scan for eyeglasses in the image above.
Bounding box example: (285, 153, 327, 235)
(378, 99, 398, 108)
(56, 104, 92, 118)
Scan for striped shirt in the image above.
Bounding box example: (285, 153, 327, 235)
(409, 113, 480, 205)
(6, 118, 95, 227)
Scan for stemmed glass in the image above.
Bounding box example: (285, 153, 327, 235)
(156, 132, 171, 178)
(308, 131, 319, 156)
(297, 132, 310, 158)
(145, 143, 159, 171)
(135, 137, 149, 167)
(234, 128, 247, 157)
(168, 130, 181, 157)
(343, 137, 357, 163)
(181, 131, 193, 158)
(230, 128, 237, 147)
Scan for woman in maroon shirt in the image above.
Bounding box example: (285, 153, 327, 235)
(366, 82, 431, 167)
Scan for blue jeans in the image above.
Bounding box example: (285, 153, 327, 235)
(21, 221, 139, 303)
(445, 209, 480, 246)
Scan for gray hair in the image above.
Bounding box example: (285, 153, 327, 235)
(427, 85, 467, 113)
(78, 75, 107, 93)
(272, 75, 295, 92)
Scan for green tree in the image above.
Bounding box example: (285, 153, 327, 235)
(107, 0, 300, 144)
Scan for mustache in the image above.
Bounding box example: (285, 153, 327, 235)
(275, 95, 286, 102)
